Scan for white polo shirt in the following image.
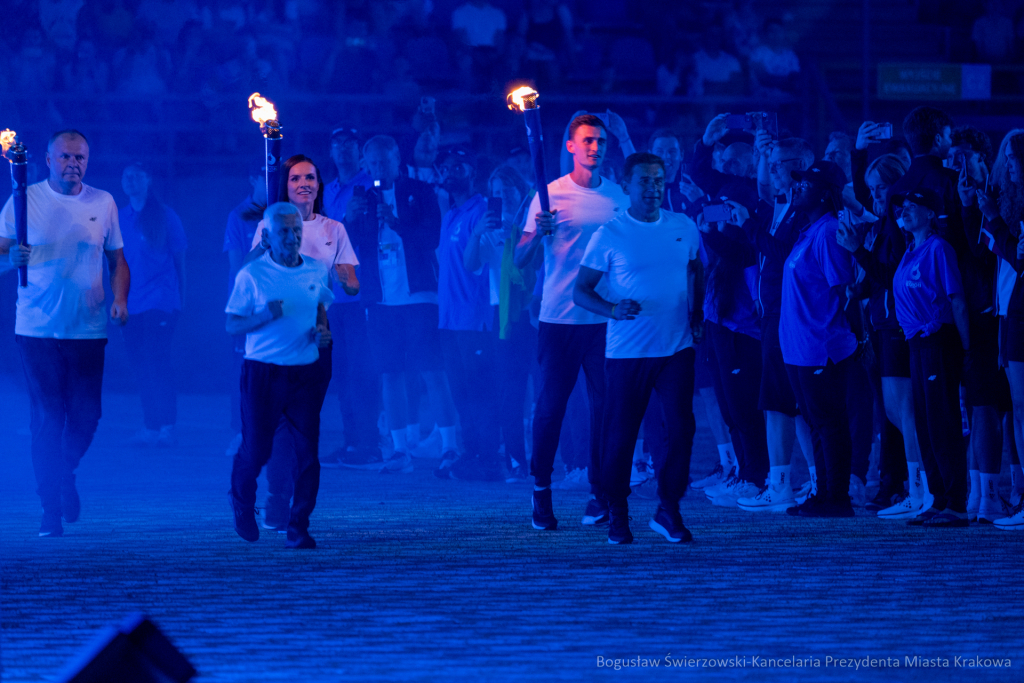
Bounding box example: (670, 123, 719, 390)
(581, 209, 700, 359)
(524, 174, 629, 325)
(225, 252, 334, 366)
(1, 181, 123, 339)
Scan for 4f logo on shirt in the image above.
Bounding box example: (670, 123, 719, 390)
(325, 241, 333, 246)
(89, 217, 97, 221)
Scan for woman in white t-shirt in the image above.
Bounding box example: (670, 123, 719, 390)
(243, 154, 359, 531)
(248, 154, 359, 296)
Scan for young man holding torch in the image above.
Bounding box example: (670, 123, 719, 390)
(0, 129, 130, 537)
(515, 114, 630, 530)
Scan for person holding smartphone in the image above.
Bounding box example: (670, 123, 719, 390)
(434, 147, 502, 481)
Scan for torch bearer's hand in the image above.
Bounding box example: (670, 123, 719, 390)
(312, 324, 332, 348)
(110, 300, 129, 326)
(8, 243, 30, 267)
(535, 210, 557, 236)
(611, 299, 642, 321)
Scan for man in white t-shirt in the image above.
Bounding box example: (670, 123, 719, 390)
(1, 129, 130, 538)
(226, 203, 334, 549)
(515, 114, 630, 530)
(576, 153, 702, 545)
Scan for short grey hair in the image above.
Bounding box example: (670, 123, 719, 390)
(264, 201, 301, 227)
(363, 135, 400, 159)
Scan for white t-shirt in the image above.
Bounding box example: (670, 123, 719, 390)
(1, 181, 123, 339)
(252, 213, 358, 280)
(451, 3, 506, 47)
(581, 210, 701, 359)
(225, 252, 334, 366)
(525, 174, 629, 324)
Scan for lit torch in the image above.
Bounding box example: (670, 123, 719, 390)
(248, 93, 283, 204)
(1, 130, 27, 288)
(506, 87, 550, 230)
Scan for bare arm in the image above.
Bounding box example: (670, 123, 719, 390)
(572, 265, 641, 320)
(335, 263, 359, 295)
(514, 226, 545, 270)
(106, 248, 130, 325)
(173, 250, 186, 309)
(0, 236, 25, 273)
(689, 258, 705, 343)
(225, 300, 282, 336)
(464, 210, 500, 273)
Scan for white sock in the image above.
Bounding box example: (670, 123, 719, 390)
(718, 443, 737, 472)
(1012, 464, 1024, 491)
(406, 423, 421, 443)
(980, 472, 999, 501)
(391, 429, 409, 453)
(969, 469, 981, 499)
(534, 485, 549, 492)
(440, 426, 458, 453)
(770, 465, 792, 489)
(908, 462, 924, 502)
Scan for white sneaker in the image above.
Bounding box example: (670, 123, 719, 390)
(793, 480, 816, 504)
(977, 495, 1011, 525)
(711, 479, 760, 508)
(551, 468, 591, 491)
(692, 464, 728, 490)
(737, 483, 796, 512)
(993, 499, 1024, 530)
(379, 451, 413, 474)
(849, 475, 867, 507)
(630, 458, 654, 487)
(877, 493, 924, 520)
(967, 492, 981, 522)
(703, 469, 739, 498)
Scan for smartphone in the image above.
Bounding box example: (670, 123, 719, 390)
(876, 123, 893, 140)
(487, 196, 502, 221)
(703, 204, 732, 223)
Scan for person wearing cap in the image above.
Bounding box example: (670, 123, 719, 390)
(780, 160, 859, 518)
(434, 147, 502, 481)
(696, 182, 770, 508)
(319, 126, 382, 470)
(516, 114, 631, 531)
(574, 152, 702, 544)
(118, 162, 187, 448)
(890, 188, 970, 527)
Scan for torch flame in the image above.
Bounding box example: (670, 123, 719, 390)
(507, 86, 539, 112)
(0, 129, 16, 156)
(248, 93, 278, 126)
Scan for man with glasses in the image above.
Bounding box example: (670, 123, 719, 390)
(319, 126, 381, 469)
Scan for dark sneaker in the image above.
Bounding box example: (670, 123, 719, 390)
(787, 492, 822, 517)
(322, 447, 382, 470)
(906, 507, 942, 526)
(39, 511, 64, 538)
(581, 497, 610, 525)
(434, 450, 459, 479)
(866, 486, 903, 512)
(922, 509, 970, 528)
(61, 473, 80, 524)
(285, 531, 317, 549)
(531, 489, 558, 530)
(230, 494, 259, 542)
(649, 505, 693, 543)
(607, 507, 633, 545)
(505, 465, 528, 483)
(814, 497, 856, 518)
(260, 494, 289, 532)
(379, 451, 413, 474)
